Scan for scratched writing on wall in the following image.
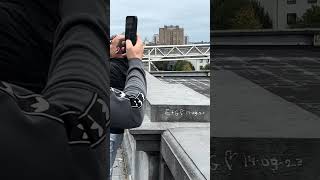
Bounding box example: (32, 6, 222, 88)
(164, 108, 206, 117)
(212, 150, 303, 173)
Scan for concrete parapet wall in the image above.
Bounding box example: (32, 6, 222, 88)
(123, 122, 210, 180)
(150, 71, 210, 77)
(161, 128, 210, 180)
(145, 72, 210, 122)
(121, 72, 210, 180)
(212, 29, 320, 46)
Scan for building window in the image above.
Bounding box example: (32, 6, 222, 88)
(308, 0, 317, 3)
(287, 0, 296, 4)
(287, 13, 297, 25)
(200, 60, 203, 63)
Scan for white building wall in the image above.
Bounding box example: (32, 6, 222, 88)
(257, 0, 320, 29)
(188, 59, 210, 71)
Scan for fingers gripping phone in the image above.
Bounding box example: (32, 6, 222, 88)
(125, 16, 138, 46)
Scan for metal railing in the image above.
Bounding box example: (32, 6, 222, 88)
(143, 44, 210, 72)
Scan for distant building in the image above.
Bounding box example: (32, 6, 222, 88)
(153, 34, 159, 45)
(257, 0, 320, 29)
(184, 36, 189, 44)
(159, 25, 184, 45)
(143, 37, 150, 45)
(189, 59, 210, 71)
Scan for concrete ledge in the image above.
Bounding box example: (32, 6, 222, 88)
(146, 72, 210, 122)
(211, 29, 320, 46)
(211, 29, 320, 36)
(130, 121, 210, 151)
(150, 71, 210, 77)
(161, 128, 210, 180)
(123, 121, 209, 180)
(212, 137, 320, 180)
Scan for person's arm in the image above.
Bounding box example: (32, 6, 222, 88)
(40, 0, 109, 178)
(42, 0, 109, 115)
(110, 36, 147, 129)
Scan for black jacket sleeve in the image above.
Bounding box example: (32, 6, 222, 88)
(43, 0, 109, 112)
(40, 0, 110, 179)
(0, 0, 110, 180)
(110, 59, 147, 129)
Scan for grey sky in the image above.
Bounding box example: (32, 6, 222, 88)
(110, 0, 210, 42)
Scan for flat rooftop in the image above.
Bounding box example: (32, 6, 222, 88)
(214, 52, 320, 117)
(158, 77, 210, 98)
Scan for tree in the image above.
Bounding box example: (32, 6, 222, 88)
(251, 0, 272, 28)
(153, 61, 170, 71)
(301, 5, 320, 28)
(200, 64, 210, 70)
(173, 60, 195, 71)
(212, 0, 272, 30)
(231, 5, 262, 29)
(212, 0, 250, 30)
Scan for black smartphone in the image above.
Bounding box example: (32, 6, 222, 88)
(125, 16, 138, 46)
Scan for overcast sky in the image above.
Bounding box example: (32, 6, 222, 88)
(110, 0, 210, 42)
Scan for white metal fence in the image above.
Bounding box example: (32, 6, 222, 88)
(143, 44, 210, 72)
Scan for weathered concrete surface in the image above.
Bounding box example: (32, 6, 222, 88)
(212, 137, 320, 180)
(212, 70, 320, 138)
(211, 69, 320, 179)
(121, 72, 210, 180)
(111, 148, 127, 180)
(212, 29, 318, 46)
(159, 77, 210, 98)
(150, 71, 210, 77)
(131, 116, 210, 135)
(146, 72, 210, 122)
(161, 128, 210, 180)
(123, 113, 209, 180)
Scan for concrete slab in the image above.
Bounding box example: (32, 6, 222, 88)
(161, 128, 210, 180)
(146, 72, 209, 105)
(211, 69, 320, 179)
(212, 137, 320, 180)
(146, 72, 210, 122)
(130, 119, 210, 135)
(212, 69, 320, 138)
(130, 120, 209, 151)
(158, 77, 210, 98)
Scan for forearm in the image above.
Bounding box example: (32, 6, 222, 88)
(42, 0, 109, 112)
(124, 59, 147, 97)
(110, 59, 147, 129)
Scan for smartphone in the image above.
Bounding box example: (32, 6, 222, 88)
(125, 16, 138, 46)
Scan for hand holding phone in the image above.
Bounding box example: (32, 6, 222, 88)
(125, 16, 138, 46)
(126, 35, 144, 60)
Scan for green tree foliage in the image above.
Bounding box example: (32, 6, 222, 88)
(290, 5, 320, 28)
(251, 0, 272, 28)
(201, 64, 210, 70)
(153, 61, 170, 71)
(231, 5, 262, 29)
(212, 0, 249, 30)
(173, 60, 195, 71)
(212, 0, 272, 30)
(301, 5, 320, 28)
